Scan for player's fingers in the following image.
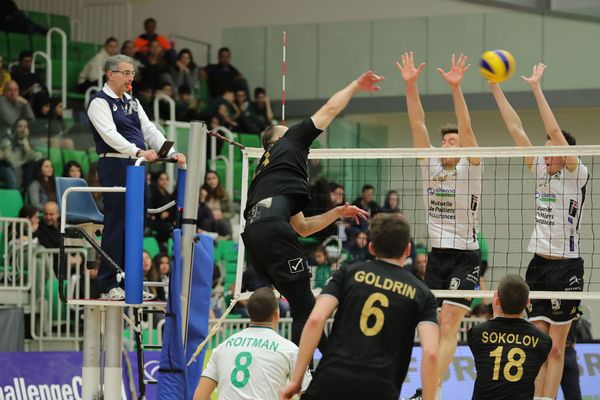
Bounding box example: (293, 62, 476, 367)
(417, 63, 426, 73)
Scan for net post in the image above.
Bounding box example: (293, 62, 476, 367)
(82, 305, 101, 399)
(103, 306, 123, 399)
(181, 120, 207, 347)
(234, 151, 251, 297)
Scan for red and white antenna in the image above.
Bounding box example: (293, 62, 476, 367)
(281, 31, 286, 126)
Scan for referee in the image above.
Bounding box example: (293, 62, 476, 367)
(88, 54, 186, 300)
(241, 70, 382, 347)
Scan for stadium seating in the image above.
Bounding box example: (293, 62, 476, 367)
(0, 189, 24, 218)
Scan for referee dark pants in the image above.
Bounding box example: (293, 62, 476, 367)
(97, 157, 135, 293)
(561, 345, 582, 400)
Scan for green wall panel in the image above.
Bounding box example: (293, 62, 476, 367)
(223, 27, 267, 90)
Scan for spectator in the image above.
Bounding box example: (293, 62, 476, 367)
(175, 85, 197, 121)
(170, 49, 200, 100)
(87, 162, 103, 212)
(134, 82, 154, 116)
(383, 190, 401, 213)
(305, 177, 337, 241)
(9, 51, 45, 100)
(133, 18, 172, 55)
(248, 87, 274, 132)
(351, 183, 381, 232)
(138, 39, 173, 92)
(27, 158, 56, 211)
(142, 250, 158, 299)
(329, 182, 345, 206)
(37, 201, 61, 260)
(346, 231, 372, 263)
(29, 97, 73, 149)
(156, 82, 175, 121)
(152, 252, 169, 301)
(204, 47, 244, 99)
(201, 170, 233, 237)
(2, 118, 40, 189)
(313, 246, 333, 289)
(62, 160, 83, 178)
(413, 246, 427, 281)
(149, 171, 175, 251)
(0, 55, 11, 95)
(8, 205, 39, 263)
(0, 136, 17, 189)
(234, 88, 261, 133)
(0, 80, 34, 137)
(77, 37, 119, 92)
(0, 0, 48, 35)
(204, 88, 239, 131)
(120, 40, 143, 75)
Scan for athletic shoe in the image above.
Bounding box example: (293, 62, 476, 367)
(409, 388, 423, 400)
(100, 287, 125, 301)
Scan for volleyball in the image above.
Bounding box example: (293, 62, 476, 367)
(479, 49, 516, 83)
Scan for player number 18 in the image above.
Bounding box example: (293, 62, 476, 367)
(489, 346, 526, 382)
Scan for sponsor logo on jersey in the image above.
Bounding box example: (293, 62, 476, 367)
(426, 187, 456, 197)
(551, 299, 561, 311)
(288, 258, 305, 274)
(536, 192, 557, 203)
(449, 277, 461, 290)
(569, 199, 578, 217)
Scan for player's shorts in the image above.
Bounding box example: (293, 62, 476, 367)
(241, 217, 310, 286)
(525, 255, 584, 324)
(425, 247, 482, 310)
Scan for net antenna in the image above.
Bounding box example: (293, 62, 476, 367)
(281, 31, 286, 126)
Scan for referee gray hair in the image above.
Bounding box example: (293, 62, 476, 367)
(104, 54, 135, 73)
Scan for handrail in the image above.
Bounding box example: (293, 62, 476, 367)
(31, 27, 67, 107)
(153, 94, 177, 191)
(168, 34, 212, 65)
(213, 126, 235, 199)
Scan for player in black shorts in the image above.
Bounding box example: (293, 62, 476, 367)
(241, 70, 383, 348)
(281, 213, 440, 400)
(468, 275, 552, 400)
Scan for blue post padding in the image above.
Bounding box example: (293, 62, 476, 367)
(124, 165, 145, 305)
(157, 229, 188, 400)
(176, 168, 186, 210)
(185, 234, 214, 398)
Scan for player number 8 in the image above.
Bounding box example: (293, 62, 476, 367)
(360, 292, 389, 336)
(231, 351, 253, 388)
(489, 346, 526, 382)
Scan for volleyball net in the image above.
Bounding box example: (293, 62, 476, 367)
(234, 144, 600, 301)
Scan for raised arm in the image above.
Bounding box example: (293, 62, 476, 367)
(397, 51, 430, 148)
(489, 82, 534, 169)
(290, 203, 368, 237)
(437, 53, 479, 165)
(311, 71, 384, 130)
(523, 63, 578, 171)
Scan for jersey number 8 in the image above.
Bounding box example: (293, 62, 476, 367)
(489, 346, 526, 382)
(360, 292, 389, 336)
(231, 351, 253, 388)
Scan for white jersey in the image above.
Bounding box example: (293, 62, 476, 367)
(527, 157, 589, 258)
(202, 326, 311, 400)
(419, 157, 483, 250)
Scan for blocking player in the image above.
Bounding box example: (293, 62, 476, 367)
(194, 287, 312, 400)
(398, 51, 483, 398)
(489, 63, 588, 400)
(468, 274, 552, 400)
(280, 213, 439, 400)
(241, 71, 383, 349)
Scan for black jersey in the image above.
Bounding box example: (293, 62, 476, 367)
(468, 317, 552, 400)
(244, 118, 322, 219)
(304, 260, 438, 400)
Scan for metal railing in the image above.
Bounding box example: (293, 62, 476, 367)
(31, 27, 67, 107)
(0, 217, 33, 306)
(29, 247, 88, 350)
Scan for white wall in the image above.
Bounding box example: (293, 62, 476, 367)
(128, 0, 501, 62)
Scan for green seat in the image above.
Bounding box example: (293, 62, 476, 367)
(27, 11, 49, 28)
(215, 240, 236, 263)
(175, 126, 190, 155)
(45, 278, 67, 321)
(49, 14, 70, 39)
(219, 132, 241, 162)
(143, 237, 160, 258)
(0, 189, 24, 218)
(73, 42, 98, 63)
(7, 32, 31, 61)
(87, 151, 99, 165)
(34, 147, 64, 176)
(0, 33, 8, 60)
(238, 133, 261, 149)
(31, 35, 47, 54)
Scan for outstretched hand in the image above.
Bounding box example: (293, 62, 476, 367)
(437, 53, 470, 87)
(396, 51, 426, 84)
(337, 203, 369, 225)
(521, 63, 547, 87)
(356, 70, 385, 92)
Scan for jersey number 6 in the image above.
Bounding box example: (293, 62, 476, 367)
(360, 292, 389, 336)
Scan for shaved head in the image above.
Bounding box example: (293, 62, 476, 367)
(261, 125, 288, 150)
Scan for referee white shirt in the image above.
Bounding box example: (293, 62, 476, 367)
(87, 83, 174, 157)
(201, 326, 311, 400)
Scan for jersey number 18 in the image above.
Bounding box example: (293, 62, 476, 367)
(489, 346, 526, 382)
